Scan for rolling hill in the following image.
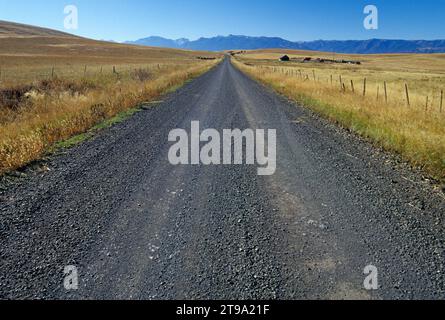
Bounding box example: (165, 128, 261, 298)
(0, 20, 220, 175)
(0, 20, 216, 82)
(0, 20, 77, 38)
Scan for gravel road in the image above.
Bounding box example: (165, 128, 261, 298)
(1, 58, 444, 300)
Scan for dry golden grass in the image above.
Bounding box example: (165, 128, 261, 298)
(0, 33, 216, 84)
(0, 21, 221, 174)
(233, 50, 445, 182)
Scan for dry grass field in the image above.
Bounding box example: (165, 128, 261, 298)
(0, 21, 221, 174)
(233, 50, 445, 182)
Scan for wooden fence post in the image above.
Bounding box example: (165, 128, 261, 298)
(425, 96, 429, 111)
(405, 83, 410, 107)
(350, 80, 355, 93)
(440, 90, 443, 113)
(377, 86, 380, 100)
(84, 65, 87, 76)
(51, 66, 55, 78)
(363, 78, 367, 96)
(330, 74, 333, 86)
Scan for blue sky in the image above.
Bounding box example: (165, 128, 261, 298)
(0, 0, 444, 42)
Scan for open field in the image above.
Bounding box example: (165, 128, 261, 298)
(233, 50, 445, 182)
(0, 21, 221, 174)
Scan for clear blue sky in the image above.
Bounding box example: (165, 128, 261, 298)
(0, 0, 444, 42)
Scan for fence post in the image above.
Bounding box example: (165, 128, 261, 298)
(440, 90, 443, 113)
(330, 74, 333, 86)
(350, 80, 355, 93)
(363, 78, 367, 96)
(377, 86, 380, 100)
(425, 96, 429, 111)
(405, 83, 410, 107)
(51, 66, 55, 78)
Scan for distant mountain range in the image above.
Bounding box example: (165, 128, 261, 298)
(126, 35, 445, 54)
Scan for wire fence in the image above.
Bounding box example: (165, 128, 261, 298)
(0, 62, 198, 86)
(255, 64, 444, 114)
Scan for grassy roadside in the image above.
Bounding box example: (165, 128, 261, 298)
(0, 60, 221, 174)
(51, 75, 206, 152)
(232, 58, 445, 183)
(51, 107, 141, 151)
